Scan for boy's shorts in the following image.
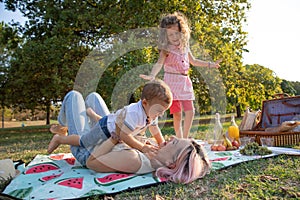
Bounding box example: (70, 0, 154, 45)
(169, 100, 194, 114)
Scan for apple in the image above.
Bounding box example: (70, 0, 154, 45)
(232, 140, 240, 148)
(211, 145, 218, 151)
(217, 144, 226, 151)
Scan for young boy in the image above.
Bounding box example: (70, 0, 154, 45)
(48, 79, 173, 166)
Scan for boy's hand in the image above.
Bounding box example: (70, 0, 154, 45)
(158, 141, 167, 148)
(141, 144, 158, 154)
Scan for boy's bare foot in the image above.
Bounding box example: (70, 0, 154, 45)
(50, 124, 68, 136)
(48, 134, 61, 154)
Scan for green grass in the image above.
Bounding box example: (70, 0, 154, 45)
(1, 120, 300, 199)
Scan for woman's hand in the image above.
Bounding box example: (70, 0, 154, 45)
(141, 144, 158, 154)
(139, 74, 155, 81)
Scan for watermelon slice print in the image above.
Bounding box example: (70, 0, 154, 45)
(64, 157, 75, 165)
(50, 154, 76, 165)
(55, 177, 84, 189)
(210, 157, 230, 162)
(8, 187, 33, 199)
(212, 162, 225, 170)
(215, 152, 233, 156)
(49, 154, 64, 160)
(39, 172, 63, 182)
(81, 189, 106, 197)
(25, 162, 59, 174)
(94, 173, 136, 186)
(153, 176, 168, 183)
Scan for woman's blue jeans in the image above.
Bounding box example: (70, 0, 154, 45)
(57, 90, 110, 165)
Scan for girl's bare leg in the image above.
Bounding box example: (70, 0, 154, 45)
(173, 112, 183, 138)
(183, 110, 195, 138)
(50, 124, 68, 136)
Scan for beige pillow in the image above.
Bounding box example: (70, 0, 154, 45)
(0, 159, 16, 182)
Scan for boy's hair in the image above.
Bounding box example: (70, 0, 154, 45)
(159, 11, 191, 51)
(141, 80, 172, 106)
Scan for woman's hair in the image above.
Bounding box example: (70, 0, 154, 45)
(158, 11, 191, 51)
(141, 79, 172, 107)
(156, 139, 211, 184)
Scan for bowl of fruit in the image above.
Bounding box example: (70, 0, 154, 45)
(210, 134, 241, 151)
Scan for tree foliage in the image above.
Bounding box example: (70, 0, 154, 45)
(0, 22, 21, 108)
(0, 0, 297, 121)
(290, 81, 300, 95)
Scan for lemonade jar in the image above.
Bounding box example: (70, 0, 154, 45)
(228, 115, 239, 141)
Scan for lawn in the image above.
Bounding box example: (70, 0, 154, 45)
(0, 119, 300, 199)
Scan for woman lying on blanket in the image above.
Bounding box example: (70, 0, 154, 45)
(49, 134, 211, 184)
(48, 81, 211, 184)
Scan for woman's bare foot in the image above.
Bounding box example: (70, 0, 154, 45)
(50, 124, 68, 136)
(48, 134, 61, 154)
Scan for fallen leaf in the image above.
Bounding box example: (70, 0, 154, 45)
(259, 175, 279, 182)
(153, 194, 164, 200)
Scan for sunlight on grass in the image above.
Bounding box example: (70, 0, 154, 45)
(1, 119, 300, 199)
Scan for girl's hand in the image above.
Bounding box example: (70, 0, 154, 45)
(139, 74, 155, 81)
(211, 58, 222, 69)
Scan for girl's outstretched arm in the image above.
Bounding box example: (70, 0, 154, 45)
(189, 52, 222, 68)
(139, 51, 167, 80)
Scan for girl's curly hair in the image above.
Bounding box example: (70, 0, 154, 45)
(158, 12, 191, 51)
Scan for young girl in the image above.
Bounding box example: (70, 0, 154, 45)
(140, 12, 221, 138)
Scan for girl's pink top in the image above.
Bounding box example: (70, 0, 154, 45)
(163, 45, 194, 100)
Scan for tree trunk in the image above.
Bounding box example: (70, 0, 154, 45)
(2, 108, 4, 128)
(236, 104, 241, 118)
(46, 102, 50, 125)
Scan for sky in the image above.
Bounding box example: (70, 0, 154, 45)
(242, 0, 300, 82)
(0, 0, 299, 82)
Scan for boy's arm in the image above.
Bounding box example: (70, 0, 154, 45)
(120, 129, 144, 151)
(148, 125, 165, 146)
(119, 125, 158, 153)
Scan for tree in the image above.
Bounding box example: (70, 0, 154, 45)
(6, 37, 89, 124)
(290, 81, 300, 95)
(0, 22, 21, 127)
(238, 64, 282, 111)
(1, 0, 252, 119)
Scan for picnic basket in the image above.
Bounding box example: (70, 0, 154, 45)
(240, 94, 300, 146)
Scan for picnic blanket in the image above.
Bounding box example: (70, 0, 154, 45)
(3, 143, 300, 200)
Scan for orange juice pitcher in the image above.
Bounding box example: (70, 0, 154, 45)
(228, 115, 239, 142)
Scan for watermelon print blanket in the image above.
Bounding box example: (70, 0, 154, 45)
(4, 143, 299, 200)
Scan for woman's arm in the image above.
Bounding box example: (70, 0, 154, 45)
(88, 138, 118, 160)
(86, 138, 142, 173)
